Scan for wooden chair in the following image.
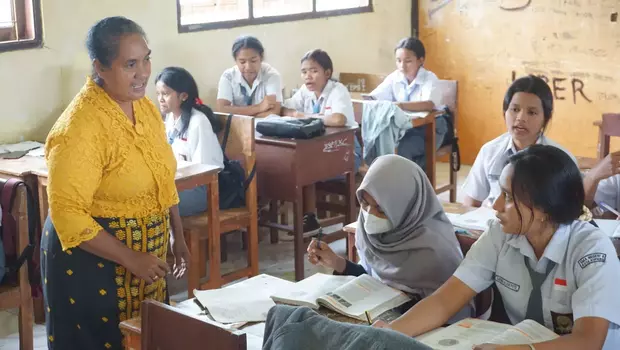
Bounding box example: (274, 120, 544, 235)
(338, 72, 385, 97)
(141, 299, 247, 350)
(433, 80, 459, 203)
(0, 179, 34, 350)
(181, 113, 258, 296)
(597, 114, 620, 159)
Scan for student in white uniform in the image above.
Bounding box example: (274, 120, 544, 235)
(307, 154, 470, 320)
(375, 145, 620, 350)
(584, 152, 620, 216)
(216, 36, 283, 117)
(462, 75, 577, 208)
(156, 67, 224, 216)
(369, 37, 448, 171)
(282, 49, 361, 235)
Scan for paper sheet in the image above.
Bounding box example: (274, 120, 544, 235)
(450, 207, 496, 231)
(270, 273, 355, 308)
(593, 219, 620, 238)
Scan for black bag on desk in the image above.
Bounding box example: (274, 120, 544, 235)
(256, 117, 325, 139)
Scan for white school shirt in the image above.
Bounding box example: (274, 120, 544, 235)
(283, 80, 358, 127)
(217, 62, 283, 107)
(462, 133, 578, 205)
(454, 220, 620, 349)
(164, 108, 224, 169)
(369, 67, 442, 107)
(594, 174, 620, 211)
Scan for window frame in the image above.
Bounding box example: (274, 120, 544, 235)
(0, 0, 43, 53)
(177, 0, 373, 33)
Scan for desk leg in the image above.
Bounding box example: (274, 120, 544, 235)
(293, 188, 305, 281)
(303, 184, 316, 215)
(269, 201, 279, 244)
(207, 179, 222, 289)
(35, 178, 47, 325)
(347, 232, 357, 263)
(425, 118, 437, 188)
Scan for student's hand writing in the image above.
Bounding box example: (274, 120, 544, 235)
(307, 239, 346, 273)
(125, 251, 170, 284)
(592, 151, 620, 181)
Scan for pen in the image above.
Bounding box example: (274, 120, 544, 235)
(365, 311, 372, 325)
(599, 202, 620, 217)
(316, 227, 323, 244)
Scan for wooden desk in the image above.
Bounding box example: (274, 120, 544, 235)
(256, 126, 357, 281)
(344, 202, 474, 262)
(351, 100, 439, 187)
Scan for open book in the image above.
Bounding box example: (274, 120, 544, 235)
(450, 207, 496, 232)
(270, 273, 410, 322)
(419, 318, 559, 349)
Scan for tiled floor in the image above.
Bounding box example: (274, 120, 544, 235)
(0, 163, 470, 349)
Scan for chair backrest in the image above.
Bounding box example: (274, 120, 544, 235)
(141, 299, 247, 350)
(214, 112, 257, 210)
(338, 73, 385, 94)
(599, 113, 620, 158)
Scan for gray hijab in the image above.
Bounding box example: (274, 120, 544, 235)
(355, 154, 464, 294)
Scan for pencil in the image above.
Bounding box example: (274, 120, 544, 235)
(365, 311, 372, 325)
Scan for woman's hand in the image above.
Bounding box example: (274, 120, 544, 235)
(372, 320, 391, 329)
(307, 239, 346, 273)
(592, 151, 620, 181)
(125, 251, 170, 284)
(170, 235, 190, 279)
(472, 344, 500, 350)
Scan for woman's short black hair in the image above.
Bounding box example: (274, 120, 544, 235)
(86, 16, 146, 86)
(155, 67, 221, 136)
(503, 75, 554, 130)
(508, 144, 584, 229)
(395, 37, 426, 59)
(232, 35, 264, 59)
(301, 49, 334, 79)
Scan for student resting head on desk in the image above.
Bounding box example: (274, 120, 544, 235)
(155, 66, 224, 217)
(216, 35, 283, 118)
(307, 154, 471, 320)
(584, 152, 620, 218)
(368, 37, 449, 171)
(376, 145, 620, 350)
(42, 16, 189, 350)
(462, 75, 578, 208)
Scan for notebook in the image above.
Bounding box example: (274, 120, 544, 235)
(450, 207, 497, 231)
(270, 273, 410, 322)
(419, 318, 558, 349)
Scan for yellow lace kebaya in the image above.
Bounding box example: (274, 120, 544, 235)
(45, 77, 179, 250)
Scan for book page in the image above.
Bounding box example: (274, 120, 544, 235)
(451, 207, 496, 231)
(270, 273, 355, 309)
(193, 274, 294, 324)
(593, 219, 620, 238)
(318, 274, 410, 320)
(489, 320, 558, 344)
(419, 318, 512, 350)
(194, 287, 275, 323)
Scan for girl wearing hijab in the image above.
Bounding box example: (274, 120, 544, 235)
(307, 154, 470, 317)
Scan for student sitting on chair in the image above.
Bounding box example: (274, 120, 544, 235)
(307, 154, 470, 320)
(282, 49, 362, 236)
(368, 37, 448, 171)
(216, 35, 283, 118)
(584, 152, 620, 218)
(462, 75, 577, 208)
(375, 145, 620, 350)
(156, 67, 223, 217)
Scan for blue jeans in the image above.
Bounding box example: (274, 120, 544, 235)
(397, 115, 449, 171)
(178, 185, 208, 217)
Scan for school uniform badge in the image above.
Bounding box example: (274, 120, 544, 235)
(578, 253, 606, 269)
(551, 311, 573, 335)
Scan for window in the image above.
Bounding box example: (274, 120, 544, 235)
(178, 0, 372, 32)
(0, 0, 43, 53)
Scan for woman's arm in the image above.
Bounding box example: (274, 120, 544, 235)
(387, 276, 477, 337)
(216, 99, 262, 116)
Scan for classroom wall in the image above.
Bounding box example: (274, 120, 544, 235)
(419, 0, 620, 164)
(0, 0, 411, 144)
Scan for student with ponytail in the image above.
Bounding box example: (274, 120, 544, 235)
(156, 67, 224, 216)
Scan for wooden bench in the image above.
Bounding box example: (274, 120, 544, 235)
(181, 113, 259, 294)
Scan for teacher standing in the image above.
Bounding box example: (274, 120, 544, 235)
(41, 17, 189, 350)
